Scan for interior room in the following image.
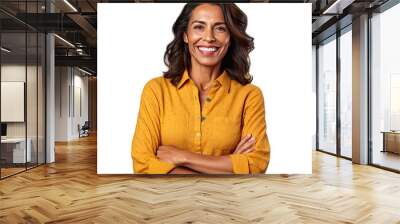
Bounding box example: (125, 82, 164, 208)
(0, 0, 399, 223)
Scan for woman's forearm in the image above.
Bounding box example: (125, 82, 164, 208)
(180, 153, 234, 174)
(157, 144, 255, 174)
(169, 166, 200, 174)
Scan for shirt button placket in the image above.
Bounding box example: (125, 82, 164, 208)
(193, 88, 201, 152)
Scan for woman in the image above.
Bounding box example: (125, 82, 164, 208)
(131, 3, 270, 174)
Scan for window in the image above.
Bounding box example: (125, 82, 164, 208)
(318, 36, 337, 154)
(339, 28, 352, 158)
(371, 2, 400, 171)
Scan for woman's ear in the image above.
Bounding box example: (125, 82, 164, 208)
(183, 32, 188, 44)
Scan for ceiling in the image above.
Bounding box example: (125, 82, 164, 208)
(0, 0, 392, 75)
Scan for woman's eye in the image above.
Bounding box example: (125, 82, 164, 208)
(216, 26, 227, 32)
(194, 25, 204, 30)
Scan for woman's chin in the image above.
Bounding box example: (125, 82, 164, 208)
(195, 58, 222, 68)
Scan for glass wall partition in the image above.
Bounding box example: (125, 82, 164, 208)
(0, 1, 46, 179)
(371, 2, 400, 171)
(0, 30, 28, 177)
(317, 35, 337, 155)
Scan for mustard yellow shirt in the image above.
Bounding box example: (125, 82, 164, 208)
(131, 70, 270, 174)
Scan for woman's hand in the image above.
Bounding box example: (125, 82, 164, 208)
(233, 134, 256, 154)
(169, 167, 200, 174)
(156, 145, 189, 165)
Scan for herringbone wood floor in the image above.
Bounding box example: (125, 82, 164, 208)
(1, 134, 400, 224)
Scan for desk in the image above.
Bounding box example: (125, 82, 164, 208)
(381, 131, 400, 154)
(1, 138, 31, 163)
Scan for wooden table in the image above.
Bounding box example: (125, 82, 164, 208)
(1, 138, 31, 164)
(381, 131, 400, 154)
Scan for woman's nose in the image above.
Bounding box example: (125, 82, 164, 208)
(203, 28, 216, 42)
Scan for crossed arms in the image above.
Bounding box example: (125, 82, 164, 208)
(156, 134, 256, 174)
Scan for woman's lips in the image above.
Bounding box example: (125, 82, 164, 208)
(197, 46, 219, 56)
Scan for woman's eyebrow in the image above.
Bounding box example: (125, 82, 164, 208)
(214, 22, 226, 26)
(191, 20, 226, 26)
(191, 20, 206, 25)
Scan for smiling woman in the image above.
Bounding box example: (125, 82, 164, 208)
(131, 3, 270, 174)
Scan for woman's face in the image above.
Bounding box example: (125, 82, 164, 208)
(184, 4, 231, 68)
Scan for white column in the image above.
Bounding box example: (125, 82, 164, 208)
(46, 1, 55, 163)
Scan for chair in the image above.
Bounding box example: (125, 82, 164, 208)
(79, 121, 90, 138)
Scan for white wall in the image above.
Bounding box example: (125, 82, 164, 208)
(98, 3, 312, 174)
(55, 66, 70, 141)
(1, 65, 38, 138)
(1, 64, 26, 122)
(55, 67, 89, 141)
(73, 73, 89, 137)
(1, 63, 46, 163)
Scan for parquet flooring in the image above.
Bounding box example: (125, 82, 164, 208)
(0, 167, 25, 178)
(1, 163, 44, 178)
(373, 151, 400, 171)
(1, 134, 400, 223)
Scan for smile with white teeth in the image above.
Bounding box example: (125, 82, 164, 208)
(198, 46, 218, 52)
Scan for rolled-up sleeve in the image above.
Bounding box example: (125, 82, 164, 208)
(230, 86, 270, 174)
(131, 81, 176, 174)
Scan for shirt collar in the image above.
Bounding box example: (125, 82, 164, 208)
(177, 70, 231, 93)
(177, 70, 190, 89)
(215, 70, 231, 94)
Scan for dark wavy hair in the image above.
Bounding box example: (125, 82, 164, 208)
(163, 3, 254, 86)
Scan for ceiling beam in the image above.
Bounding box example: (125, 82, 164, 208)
(55, 55, 96, 69)
(312, 15, 335, 33)
(322, 0, 356, 14)
(67, 13, 97, 39)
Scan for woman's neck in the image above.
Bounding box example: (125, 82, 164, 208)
(189, 64, 222, 91)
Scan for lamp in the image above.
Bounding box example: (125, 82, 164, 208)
(54, 34, 75, 48)
(1, 47, 11, 53)
(63, 0, 78, 12)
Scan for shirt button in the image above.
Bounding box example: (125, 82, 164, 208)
(206, 97, 212, 102)
(201, 116, 206, 122)
(196, 132, 201, 137)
